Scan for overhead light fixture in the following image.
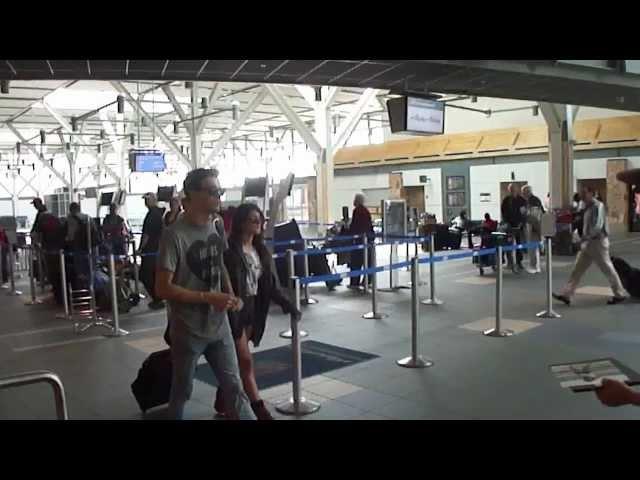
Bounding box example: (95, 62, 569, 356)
(269, 127, 274, 138)
(532, 105, 539, 116)
(40, 130, 46, 144)
(200, 97, 208, 109)
(173, 121, 180, 134)
(97, 144, 102, 154)
(66, 142, 71, 150)
(71, 116, 78, 132)
(32, 164, 35, 171)
(117, 95, 125, 114)
(141, 117, 147, 127)
(470, 96, 478, 103)
(314, 87, 322, 102)
(485, 110, 492, 118)
(180, 145, 184, 154)
(16, 142, 21, 154)
(100, 129, 106, 140)
(185, 81, 193, 90)
(232, 104, 239, 121)
(0, 80, 9, 94)
(130, 134, 135, 145)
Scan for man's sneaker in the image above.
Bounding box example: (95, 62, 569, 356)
(552, 293, 571, 306)
(213, 388, 226, 418)
(607, 296, 627, 305)
(525, 267, 538, 274)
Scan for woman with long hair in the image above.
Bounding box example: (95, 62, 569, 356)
(218, 203, 300, 420)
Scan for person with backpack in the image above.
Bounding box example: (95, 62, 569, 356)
(102, 203, 129, 255)
(31, 198, 65, 305)
(553, 186, 628, 306)
(66, 202, 101, 290)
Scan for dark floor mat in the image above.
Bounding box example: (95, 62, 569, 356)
(194, 340, 378, 390)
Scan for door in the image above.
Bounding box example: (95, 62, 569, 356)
(404, 186, 425, 212)
(577, 178, 607, 205)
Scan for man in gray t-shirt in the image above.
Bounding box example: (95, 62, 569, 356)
(156, 168, 255, 420)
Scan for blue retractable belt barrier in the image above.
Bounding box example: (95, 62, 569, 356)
(297, 240, 543, 285)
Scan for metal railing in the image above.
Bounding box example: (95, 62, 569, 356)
(0, 370, 69, 420)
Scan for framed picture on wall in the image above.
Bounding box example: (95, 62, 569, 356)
(447, 176, 465, 191)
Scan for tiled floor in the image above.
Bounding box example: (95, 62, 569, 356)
(1, 236, 639, 420)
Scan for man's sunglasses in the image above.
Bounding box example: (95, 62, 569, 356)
(198, 187, 225, 198)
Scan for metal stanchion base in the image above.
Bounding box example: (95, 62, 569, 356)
(421, 298, 443, 306)
(7, 290, 23, 296)
(396, 356, 434, 368)
(24, 299, 44, 305)
(275, 397, 321, 416)
(362, 311, 388, 319)
(1, 284, 9, 289)
(407, 280, 427, 287)
(279, 329, 309, 339)
(301, 297, 318, 305)
(482, 328, 514, 337)
(378, 286, 410, 293)
(55, 312, 68, 320)
(103, 327, 130, 337)
(536, 310, 561, 319)
(73, 319, 109, 334)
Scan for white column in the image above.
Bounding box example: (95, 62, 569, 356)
(540, 103, 576, 209)
(190, 82, 200, 168)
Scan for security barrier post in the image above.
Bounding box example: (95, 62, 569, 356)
(397, 256, 434, 368)
(103, 253, 130, 337)
(7, 245, 22, 296)
(421, 235, 443, 305)
(59, 250, 69, 322)
(301, 239, 317, 305)
(25, 246, 42, 305)
(537, 236, 561, 319)
(362, 235, 369, 294)
(483, 243, 514, 337)
(363, 245, 388, 319)
(280, 249, 308, 339)
(276, 277, 320, 416)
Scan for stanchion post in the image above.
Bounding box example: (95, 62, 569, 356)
(280, 249, 308, 339)
(484, 244, 514, 337)
(397, 256, 434, 368)
(7, 245, 22, 296)
(38, 247, 46, 293)
(59, 250, 69, 322)
(132, 248, 144, 299)
(103, 253, 129, 337)
(301, 239, 317, 305)
(276, 277, 320, 416)
(363, 244, 387, 320)
(537, 236, 561, 319)
(25, 246, 42, 305)
(362, 235, 369, 294)
(421, 235, 442, 305)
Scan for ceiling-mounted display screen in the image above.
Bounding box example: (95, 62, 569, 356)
(129, 149, 166, 173)
(387, 96, 445, 136)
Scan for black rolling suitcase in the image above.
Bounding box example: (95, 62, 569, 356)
(131, 349, 172, 412)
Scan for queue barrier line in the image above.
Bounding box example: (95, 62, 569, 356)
(297, 240, 543, 286)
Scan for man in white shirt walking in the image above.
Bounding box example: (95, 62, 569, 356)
(553, 186, 627, 306)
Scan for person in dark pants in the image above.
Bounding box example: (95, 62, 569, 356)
(500, 183, 527, 270)
(30, 198, 64, 306)
(138, 192, 165, 310)
(348, 193, 374, 288)
(0, 226, 9, 287)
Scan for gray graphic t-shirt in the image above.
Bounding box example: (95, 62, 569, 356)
(158, 216, 227, 340)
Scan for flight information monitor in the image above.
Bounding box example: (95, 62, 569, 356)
(129, 149, 166, 173)
(387, 96, 445, 136)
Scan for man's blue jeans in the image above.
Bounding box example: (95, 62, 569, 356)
(167, 320, 255, 420)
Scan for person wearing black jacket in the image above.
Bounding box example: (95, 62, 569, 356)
(219, 203, 300, 420)
(500, 183, 527, 270)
